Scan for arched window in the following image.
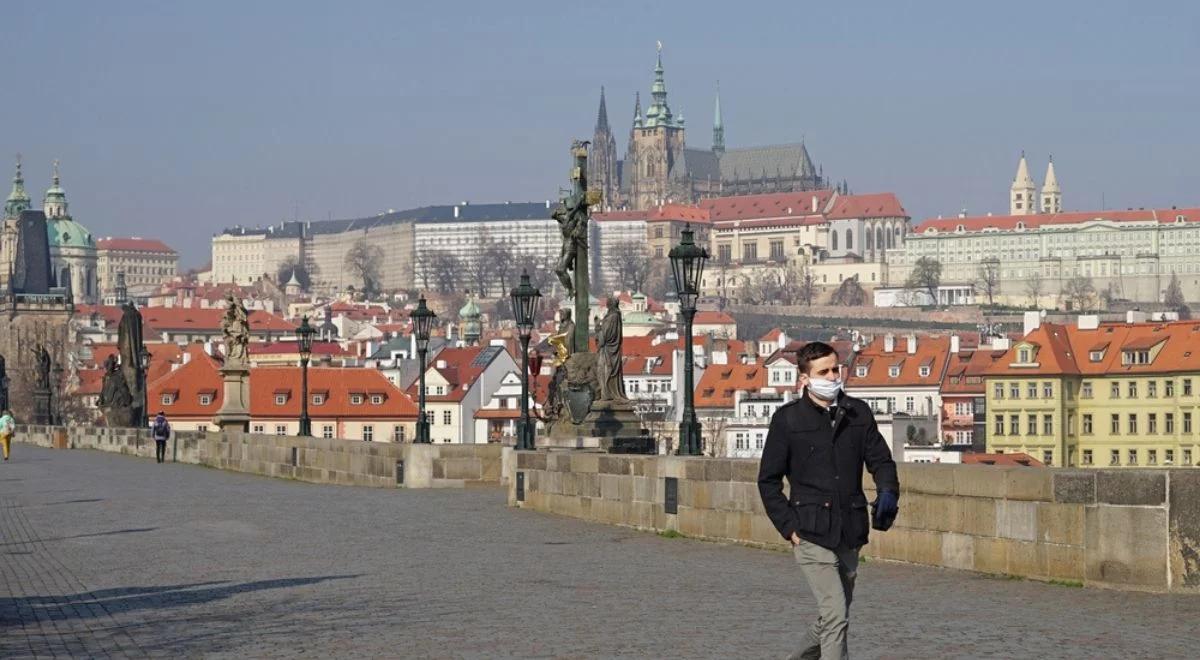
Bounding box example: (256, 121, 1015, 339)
(832, 231, 839, 251)
(866, 228, 874, 251)
(877, 227, 885, 250)
(59, 266, 71, 289)
(846, 228, 854, 251)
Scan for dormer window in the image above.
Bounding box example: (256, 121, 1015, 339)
(1089, 350, 1104, 362)
(199, 394, 212, 406)
(312, 394, 325, 405)
(919, 366, 931, 377)
(888, 366, 900, 378)
(161, 394, 174, 405)
(1122, 350, 1151, 365)
(855, 366, 868, 378)
(370, 394, 384, 405)
(955, 224, 964, 233)
(350, 394, 364, 405)
(1018, 348, 1031, 363)
(274, 394, 288, 405)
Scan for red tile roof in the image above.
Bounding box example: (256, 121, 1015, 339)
(700, 190, 836, 221)
(917, 207, 1200, 234)
(826, 192, 908, 220)
(407, 346, 502, 402)
(941, 347, 1007, 395)
(97, 237, 177, 254)
(249, 341, 354, 357)
(695, 361, 768, 409)
(694, 310, 736, 325)
(595, 204, 710, 224)
(986, 320, 1200, 377)
(847, 335, 952, 388)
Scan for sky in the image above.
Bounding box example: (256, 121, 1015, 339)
(2, 0, 1198, 267)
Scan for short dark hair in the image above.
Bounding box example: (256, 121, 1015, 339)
(796, 341, 838, 374)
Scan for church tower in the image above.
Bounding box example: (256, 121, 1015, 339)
(1041, 156, 1061, 214)
(587, 87, 620, 210)
(43, 160, 68, 219)
(4, 155, 30, 219)
(627, 43, 688, 210)
(1009, 151, 1037, 216)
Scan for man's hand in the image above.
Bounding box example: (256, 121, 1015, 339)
(791, 532, 802, 546)
(871, 490, 900, 531)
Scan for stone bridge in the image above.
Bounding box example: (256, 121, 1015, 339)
(3, 443, 1199, 658)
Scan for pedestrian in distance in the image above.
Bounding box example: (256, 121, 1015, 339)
(0, 409, 14, 461)
(758, 341, 900, 660)
(151, 411, 171, 463)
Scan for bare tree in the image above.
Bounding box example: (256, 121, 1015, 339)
(798, 262, 818, 307)
(703, 416, 730, 457)
(1165, 272, 1191, 319)
(344, 239, 385, 297)
(1024, 272, 1044, 308)
(464, 231, 497, 298)
(487, 238, 517, 298)
(829, 276, 867, 306)
(426, 250, 461, 294)
(1100, 282, 1120, 310)
(607, 239, 652, 293)
(905, 257, 942, 305)
(643, 260, 672, 301)
(1062, 274, 1097, 312)
(975, 258, 1001, 306)
(710, 257, 736, 309)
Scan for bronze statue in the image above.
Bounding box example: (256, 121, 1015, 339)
(546, 308, 576, 366)
(117, 301, 144, 401)
(596, 298, 628, 402)
(553, 140, 601, 301)
(221, 292, 251, 363)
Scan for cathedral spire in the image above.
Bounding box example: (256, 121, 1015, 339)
(5, 154, 30, 219)
(712, 81, 725, 155)
(1041, 155, 1062, 214)
(644, 41, 674, 127)
(1010, 150, 1036, 216)
(633, 91, 643, 128)
(595, 86, 609, 133)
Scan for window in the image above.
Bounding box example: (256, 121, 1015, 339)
(1128, 449, 1138, 466)
(197, 425, 208, 432)
(993, 383, 1004, 399)
(1166, 449, 1175, 465)
(312, 394, 325, 405)
(371, 394, 384, 405)
(1186, 449, 1194, 466)
(443, 410, 452, 425)
(1128, 382, 1138, 398)
(1128, 414, 1138, 434)
(755, 434, 765, 450)
(275, 394, 287, 406)
(161, 394, 174, 405)
(363, 425, 374, 442)
(1088, 350, 1104, 362)
(1166, 413, 1175, 434)
(1027, 414, 1037, 436)
(394, 425, 405, 442)
(1110, 449, 1120, 466)
(1122, 350, 1151, 365)
(905, 397, 914, 413)
(1081, 382, 1093, 398)
(1043, 414, 1053, 436)
(1009, 415, 1019, 435)
(1186, 379, 1194, 396)
(350, 394, 364, 405)
(919, 366, 931, 377)
(1082, 449, 1093, 466)
(717, 244, 732, 263)
(1042, 382, 1053, 398)
(994, 415, 1004, 435)
(955, 402, 973, 416)
(322, 425, 334, 439)
(769, 240, 785, 260)
(1148, 449, 1158, 466)
(1042, 450, 1053, 466)
(1028, 382, 1038, 398)
(275, 425, 287, 436)
(1165, 380, 1175, 397)
(1186, 412, 1193, 434)
(1147, 381, 1157, 398)
(889, 366, 900, 378)
(1082, 414, 1093, 435)
(1148, 413, 1158, 434)
(199, 394, 212, 406)
(1110, 382, 1120, 399)
(743, 242, 758, 262)
(252, 424, 265, 433)
(856, 366, 868, 378)
(1018, 348, 1031, 363)
(1111, 413, 1120, 434)
(1010, 383, 1020, 399)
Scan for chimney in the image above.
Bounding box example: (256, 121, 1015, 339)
(811, 195, 819, 213)
(906, 334, 917, 355)
(950, 334, 960, 354)
(453, 206, 460, 219)
(1077, 315, 1100, 330)
(1126, 310, 1148, 324)
(884, 333, 895, 353)
(1023, 310, 1043, 336)
(436, 359, 447, 369)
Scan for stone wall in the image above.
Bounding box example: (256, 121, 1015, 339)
(507, 450, 1200, 593)
(16, 425, 503, 489)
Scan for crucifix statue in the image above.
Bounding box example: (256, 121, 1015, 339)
(552, 140, 601, 353)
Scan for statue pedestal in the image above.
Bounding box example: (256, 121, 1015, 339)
(213, 361, 251, 433)
(545, 398, 644, 441)
(32, 389, 52, 425)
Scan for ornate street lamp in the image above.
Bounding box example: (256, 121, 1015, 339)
(510, 271, 542, 450)
(296, 316, 316, 436)
(138, 346, 152, 428)
(410, 296, 437, 444)
(669, 223, 709, 456)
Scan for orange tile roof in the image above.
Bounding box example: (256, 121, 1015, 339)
(847, 335, 952, 387)
(249, 341, 354, 357)
(694, 310, 736, 325)
(694, 361, 768, 409)
(594, 204, 710, 224)
(825, 192, 908, 219)
(406, 345, 503, 402)
(700, 190, 836, 221)
(97, 237, 177, 253)
(917, 207, 1200, 233)
(983, 322, 1079, 377)
(941, 347, 1007, 395)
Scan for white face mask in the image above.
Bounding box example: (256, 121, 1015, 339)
(806, 377, 843, 401)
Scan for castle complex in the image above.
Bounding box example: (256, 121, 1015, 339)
(588, 47, 836, 211)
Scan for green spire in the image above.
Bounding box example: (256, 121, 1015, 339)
(43, 159, 68, 219)
(644, 42, 675, 128)
(5, 154, 30, 219)
(712, 81, 725, 154)
(633, 91, 643, 128)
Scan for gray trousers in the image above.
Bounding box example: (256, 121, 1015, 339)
(789, 539, 859, 660)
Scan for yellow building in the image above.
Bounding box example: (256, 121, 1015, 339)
(985, 316, 1200, 467)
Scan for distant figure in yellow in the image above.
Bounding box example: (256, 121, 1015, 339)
(0, 409, 15, 461)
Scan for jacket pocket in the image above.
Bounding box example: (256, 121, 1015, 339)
(846, 493, 870, 547)
(791, 493, 833, 535)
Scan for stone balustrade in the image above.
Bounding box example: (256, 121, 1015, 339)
(507, 449, 1200, 593)
(15, 425, 504, 489)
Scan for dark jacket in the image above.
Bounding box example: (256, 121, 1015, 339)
(152, 416, 171, 441)
(757, 391, 899, 550)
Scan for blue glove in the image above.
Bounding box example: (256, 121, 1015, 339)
(871, 490, 899, 531)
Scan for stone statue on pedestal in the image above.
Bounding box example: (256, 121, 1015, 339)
(596, 298, 628, 403)
(213, 292, 252, 432)
(98, 354, 134, 427)
(220, 293, 250, 364)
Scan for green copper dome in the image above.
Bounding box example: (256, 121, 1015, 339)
(47, 217, 96, 249)
(459, 297, 481, 319)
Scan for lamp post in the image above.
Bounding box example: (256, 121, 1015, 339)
(510, 271, 542, 450)
(410, 296, 437, 444)
(669, 223, 709, 456)
(51, 362, 64, 425)
(296, 316, 316, 436)
(138, 346, 152, 428)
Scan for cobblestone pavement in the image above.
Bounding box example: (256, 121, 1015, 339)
(3, 445, 1200, 659)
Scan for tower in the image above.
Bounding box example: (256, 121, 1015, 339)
(1009, 151, 1036, 216)
(43, 160, 67, 219)
(587, 87, 619, 210)
(712, 82, 725, 155)
(1041, 156, 1061, 214)
(627, 43, 688, 210)
(4, 155, 30, 219)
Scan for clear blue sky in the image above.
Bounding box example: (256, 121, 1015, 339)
(2, 0, 1197, 267)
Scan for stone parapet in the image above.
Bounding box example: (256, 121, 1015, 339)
(507, 449, 1200, 594)
(15, 425, 503, 490)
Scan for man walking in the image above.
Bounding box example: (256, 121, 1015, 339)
(758, 342, 899, 659)
(0, 409, 14, 461)
(151, 411, 171, 463)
